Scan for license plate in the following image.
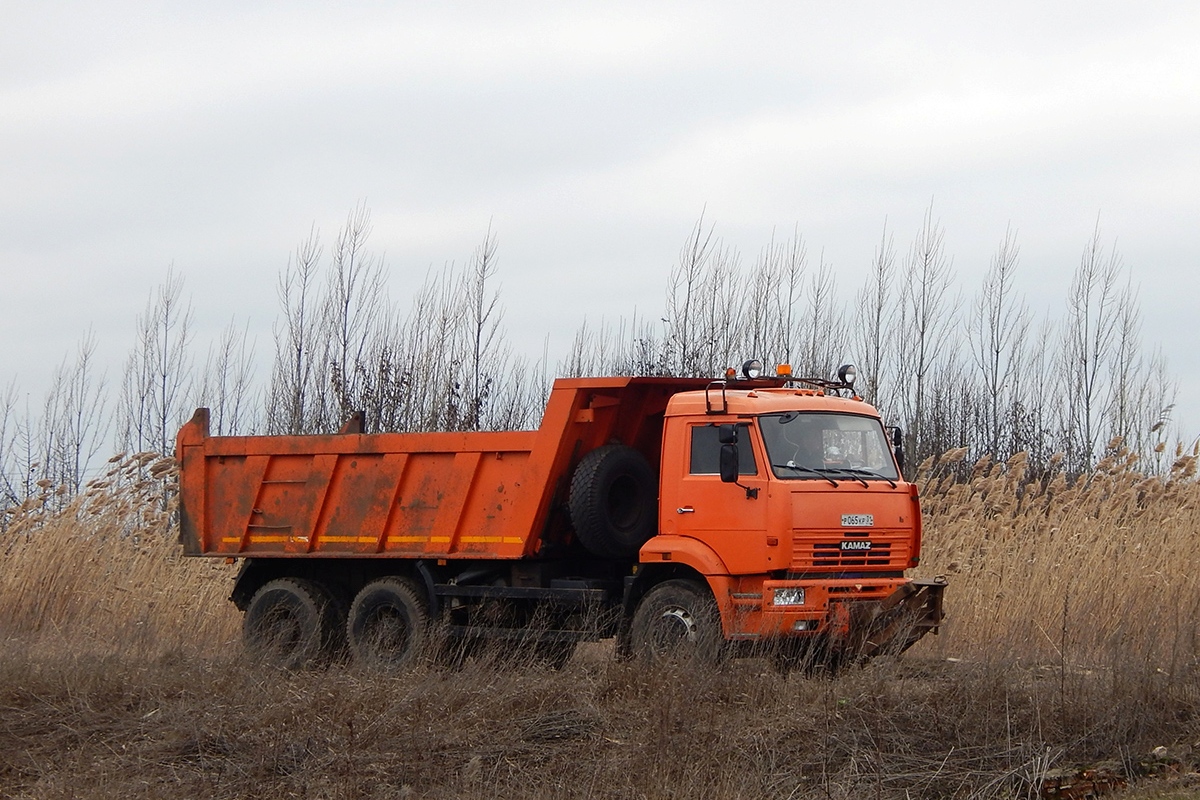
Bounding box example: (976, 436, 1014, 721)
(840, 540, 873, 551)
(841, 514, 874, 527)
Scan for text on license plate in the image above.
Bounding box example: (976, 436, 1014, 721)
(841, 514, 874, 527)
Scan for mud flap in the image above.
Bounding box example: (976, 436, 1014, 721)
(829, 578, 946, 661)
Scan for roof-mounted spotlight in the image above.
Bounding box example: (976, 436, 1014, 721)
(837, 364, 857, 387)
(741, 359, 764, 379)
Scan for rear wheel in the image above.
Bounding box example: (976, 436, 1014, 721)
(348, 577, 430, 670)
(243, 578, 341, 669)
(629, 579, 725, 666)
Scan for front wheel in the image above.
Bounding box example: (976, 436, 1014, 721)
(348, 577, 430, 670)
(629, 579, 725, 666)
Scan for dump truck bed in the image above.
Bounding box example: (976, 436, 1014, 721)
(175, 377, 710, 560)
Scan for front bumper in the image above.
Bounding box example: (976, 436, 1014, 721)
(729, 577, 947, 656)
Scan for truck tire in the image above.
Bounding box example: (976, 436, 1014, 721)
(243, 578, 341, 669)
(629, 579, 725, 666)
(569, 445, 657, 559)
(348, 577, 430, 670)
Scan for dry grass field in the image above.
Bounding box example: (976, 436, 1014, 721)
(1, 448, 1199, 799)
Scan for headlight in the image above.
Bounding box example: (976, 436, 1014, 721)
(773, 587, 806, 606)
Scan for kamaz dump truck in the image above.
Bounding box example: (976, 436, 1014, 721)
(175, 363, 944, 670)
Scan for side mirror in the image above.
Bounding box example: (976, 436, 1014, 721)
(719, 444, 739, 483)
(889, 426, 905, 473)
(718, 423, 738, 445)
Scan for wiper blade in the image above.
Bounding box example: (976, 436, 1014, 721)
(813, 467, 869, 488)
(830, 467, 897, 489)
(771, 462, 838, 487)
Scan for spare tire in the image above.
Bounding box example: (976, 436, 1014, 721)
(569, 445, 657, 559)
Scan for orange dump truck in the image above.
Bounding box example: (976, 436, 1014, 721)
(176, 364, 944, 670)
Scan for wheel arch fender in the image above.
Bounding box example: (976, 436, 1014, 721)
(638, 535, 728, 576)
(626, 536, 735, 635)
(413, 560, 440, 617)
(231, 559, 276, 612)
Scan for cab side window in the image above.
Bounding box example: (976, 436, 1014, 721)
(690, 424, 758, 475)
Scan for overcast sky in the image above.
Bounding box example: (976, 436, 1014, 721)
(3, 2, 1199, 439)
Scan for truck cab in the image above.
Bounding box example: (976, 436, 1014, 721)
(632, 369, 943, 665)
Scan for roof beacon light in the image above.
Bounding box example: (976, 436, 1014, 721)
(741, 359, 764, 380)
(837, 364, 857, 387)
(775, 363, 792, 378)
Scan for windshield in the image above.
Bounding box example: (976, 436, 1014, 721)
(759, 412, 899, 480)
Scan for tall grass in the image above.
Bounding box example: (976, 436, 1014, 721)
(0, 455, 238, 658)
(913, 444, 1200, 675)
(1, 450, 1198, 798)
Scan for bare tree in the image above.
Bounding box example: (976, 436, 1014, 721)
(969, 226, 1030, 460)
(118, 269, 193, 455)
(0, 381, 20, 510)
(897, 204, 960, 461)
(770, 231, 806, 367)
(695, 243, 744, 377)
(1016, 315, 1059, 469)
(323, 203, 387, 428)
(799, 255, 843, 379)
(12, 393, 41, 506)
(1059, 224, 1123, 471)
(1105, 280, 1177, 467)
(267, 227, 322, 434)
(463, 227, 505, 430)
(734, 229, 807, 369)
(1133, 349, 1177, 473)
(1107, 279, 1142, 452)
(664, 216, 718, 376)
(854, 223, 896, 409)
(47, 330, 109, 495)
(400, 265, 469, 431)
(195, 318, 256, 436)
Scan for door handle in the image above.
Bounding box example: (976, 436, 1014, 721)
(677, 506, 695, 514)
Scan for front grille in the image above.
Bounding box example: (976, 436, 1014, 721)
(792, 530, 910, 571)
(812, 542, 892, 567)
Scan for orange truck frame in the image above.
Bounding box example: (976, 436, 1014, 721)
(176, 364, 945, 670)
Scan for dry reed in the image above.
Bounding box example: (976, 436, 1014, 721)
(913, 444, 1200, 674)
(0, 455, 238, 659)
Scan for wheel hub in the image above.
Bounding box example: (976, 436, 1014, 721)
(658, 606, 699, 643)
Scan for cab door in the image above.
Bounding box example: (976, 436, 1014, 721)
(659, 419, 769, 574)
